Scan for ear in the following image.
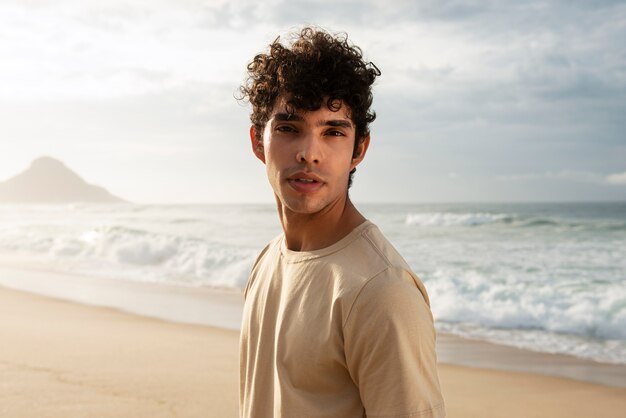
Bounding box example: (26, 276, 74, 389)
(350, 135, 370, 170)
(250, 125, 266, 164)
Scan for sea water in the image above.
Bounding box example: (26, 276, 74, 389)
(0, 202, 624, 364)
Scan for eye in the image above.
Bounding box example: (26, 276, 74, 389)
(276, 125, 297, 133)
(326, 130, 345, 137)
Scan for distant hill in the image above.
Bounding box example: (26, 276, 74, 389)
(0, 156, 127, 204)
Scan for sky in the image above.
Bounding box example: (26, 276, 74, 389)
(0, 0, 625, 204)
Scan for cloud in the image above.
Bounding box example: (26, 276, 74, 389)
(1, 0, 625, 202)
(495, 173, 544, 181)
(496, 170, 626, 187)
(556, 170, 606, 183)
(0, 1, 269, 100)
(606, 172, 626, 185)
(496, 170, 606, 184)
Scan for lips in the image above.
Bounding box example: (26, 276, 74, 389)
(286, 172, 324, 193)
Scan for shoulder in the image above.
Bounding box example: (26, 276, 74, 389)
(338, 222, 432, 323)
(329, 222, 408, 282)
(334, 222, 416, 283)
(343, 266, 432, 328)
(345, 222, 429, 300)
(243, 234, 282, 299)
(359, 223, 414, 272)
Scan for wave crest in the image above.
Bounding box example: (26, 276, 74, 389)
(405, 212, 513, 227)
(0, 224, 256, 289)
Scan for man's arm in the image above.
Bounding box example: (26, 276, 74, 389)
(343, 267, 446, 418)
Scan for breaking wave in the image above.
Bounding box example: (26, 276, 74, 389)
(0, 224, 256, 289)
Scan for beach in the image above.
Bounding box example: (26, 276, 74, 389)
(1, 269, 625, 418)
(0, 285, 239, 418)
(3, 202, 624, 366)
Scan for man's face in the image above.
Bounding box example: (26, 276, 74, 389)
(251, 96, 369, 215)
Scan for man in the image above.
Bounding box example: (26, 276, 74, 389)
(238, 27, 445, 418)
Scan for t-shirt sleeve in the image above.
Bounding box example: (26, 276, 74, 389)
(343, 267, 446, 418)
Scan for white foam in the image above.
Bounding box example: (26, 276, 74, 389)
(2, 202, 625, 364)
(0, 223, 257, 289)
(426, 267, 626, 364)
(405, 212, 512, 227)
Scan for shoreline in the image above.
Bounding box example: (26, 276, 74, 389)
(0, 285, 240, 418)
(0, 264, 624, 389)
(2, 284, 625, 417)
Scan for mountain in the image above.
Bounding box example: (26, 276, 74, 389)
(0, 156, 127, 204)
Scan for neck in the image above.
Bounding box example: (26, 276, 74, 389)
(276, 194, 366, 252)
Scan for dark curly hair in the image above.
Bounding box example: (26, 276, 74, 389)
(238, 27, 381, 188)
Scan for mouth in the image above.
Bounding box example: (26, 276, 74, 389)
(286, 173, 324, 192)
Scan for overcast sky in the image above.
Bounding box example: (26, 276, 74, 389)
(1, 0, 625, 203)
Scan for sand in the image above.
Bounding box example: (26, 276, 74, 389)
(0, 286, 238, 418)
(1, 286, 625, 418)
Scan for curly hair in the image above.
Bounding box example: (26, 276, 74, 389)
(238, 27, 381, 188)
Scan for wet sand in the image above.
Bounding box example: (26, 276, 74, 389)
(1, 268, 625, 417)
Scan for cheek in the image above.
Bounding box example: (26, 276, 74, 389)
(264, 146, 286, 180)
(265, 140, 290, 163)
(340, 148, 357, 169)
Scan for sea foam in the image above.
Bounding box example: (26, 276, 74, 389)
(1, 202, 624, 364)
(0, 222, 257, 289)
(406, 212, 513, 227)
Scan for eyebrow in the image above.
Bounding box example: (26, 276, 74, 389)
(272, 112, 353, 129)
(320, 119, 353, 129)
(274, 113, 304, 122)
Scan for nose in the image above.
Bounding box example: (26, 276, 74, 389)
(295, 135, 321, 164)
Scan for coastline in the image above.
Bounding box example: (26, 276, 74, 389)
(0, 285, 239, 418)
(2, 283, 625, 417)
(436, 333, 626, 388)
(0, 264, 624, 389)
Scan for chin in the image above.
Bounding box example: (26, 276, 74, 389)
(280, 195, 328, 215)
(284, 201, 325, 215)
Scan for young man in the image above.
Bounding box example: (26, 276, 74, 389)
(238, 27, 445, 418)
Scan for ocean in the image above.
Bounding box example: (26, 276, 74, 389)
(1, 202, 624, 365)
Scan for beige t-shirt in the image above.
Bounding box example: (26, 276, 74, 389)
(240, 221, 446, 418)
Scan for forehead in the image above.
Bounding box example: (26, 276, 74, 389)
(269, 95, 352, 122)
